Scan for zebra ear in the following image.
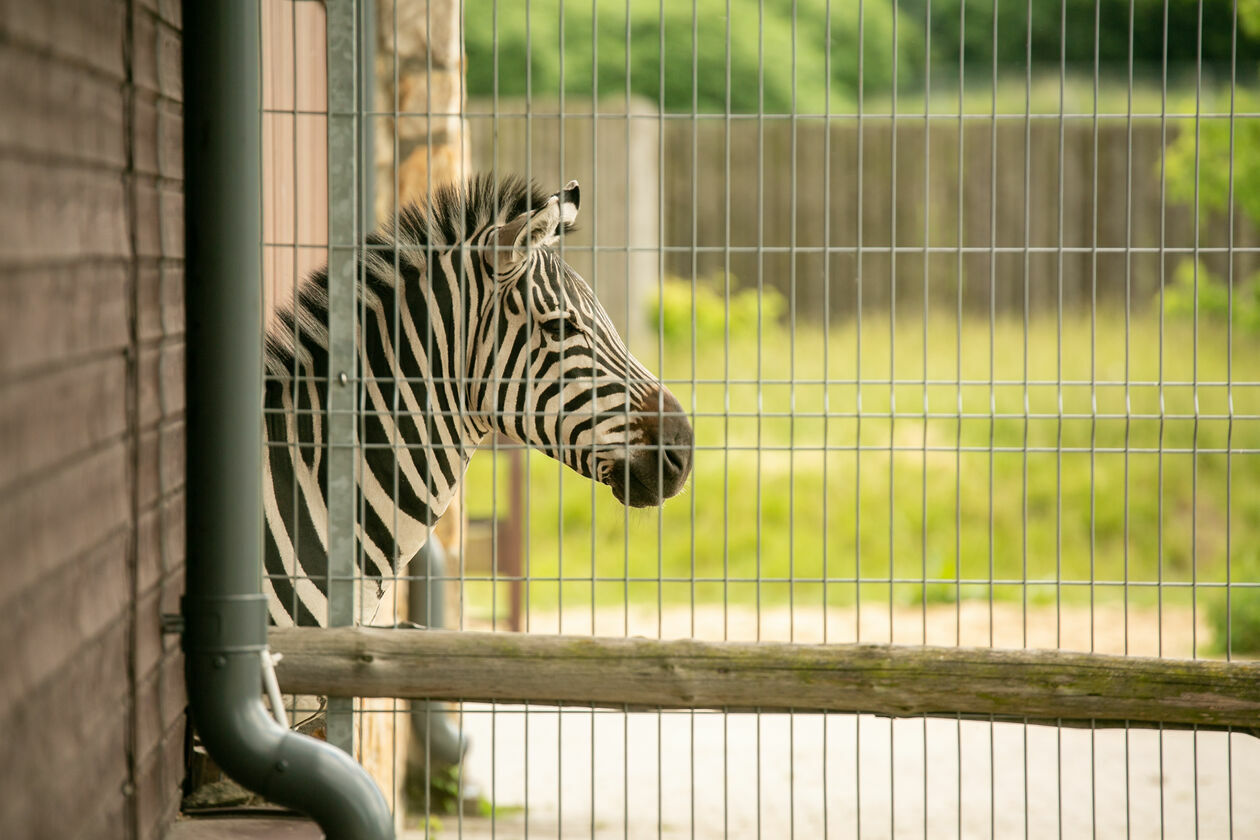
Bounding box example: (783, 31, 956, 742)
(493, 182, 580, 271)
(496, 195, 564, 266)
(558, 180, 579, 228)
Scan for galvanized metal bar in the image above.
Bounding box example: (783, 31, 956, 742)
(325, 0, 360, 756)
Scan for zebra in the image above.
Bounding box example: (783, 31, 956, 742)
(262, 175, 693, 627)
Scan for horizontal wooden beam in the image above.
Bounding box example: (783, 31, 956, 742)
(269, 627, 1260, 732)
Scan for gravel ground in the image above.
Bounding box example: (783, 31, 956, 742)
(404, 603, 1258, 839)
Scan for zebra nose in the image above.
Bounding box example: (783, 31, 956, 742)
(632, 386, 693, 499)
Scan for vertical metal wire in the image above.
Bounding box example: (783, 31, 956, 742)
(589, 5, 601, 840)
(920, 6, 932, 836)
(489, 9, 501, 836)
(656, 8, 667, 831)
(755, 0, 765, 648)
(1022, 3, 1034, 834)
(1124, 0, 1138, 832)
(556, 5, 567, 836)
(1089, 4, 1102, 832)
(454, 1, 471, 829)
(522, 5, 534, 835)
(1224, 3, 1239, 831)
(1191, 5, 1206, 834)
(689, 4, 700, 834)
(821, 4, 832, 831)
(722, 5, 733, 837)
(854, 1, 865, 832)
(286, 0, 302, 729)
(756, 7, 766, 835)
(355, 0, 371, 775)
(1225, 0, 1240, 668)
(722, 1, 732, 648)
(489, 0, 501, 643)
(987, 4, 999, 837)
(1021, 0, 1032, 654)
(788, 3, 799, 648)
(623, 0, 632, 650)
(622, 6, 632, 837)
(1089, 0, 1101, 661)
(987, 0, 998, 656)
(955, 2, 967, 836)
(418, 0, 439, 823)
(1157, 0, 1170, 830)
(888, 4, 899, 836)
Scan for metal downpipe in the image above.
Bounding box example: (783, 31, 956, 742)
(408, 537, 470, 770)
(180, 2, 393, 837)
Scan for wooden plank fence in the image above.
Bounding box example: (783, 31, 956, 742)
(468, 105, 1256, 325)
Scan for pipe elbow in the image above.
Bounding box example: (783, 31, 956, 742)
(188, 653, 394, 839)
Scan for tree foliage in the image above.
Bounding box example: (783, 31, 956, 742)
(465, 1, 1260, 115)
(1162, 1, 1260, 335)
(464, 0, 924, 113)
(901, 0, 1260, 78)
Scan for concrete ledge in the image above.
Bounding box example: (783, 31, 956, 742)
(168, 813, 323, 839)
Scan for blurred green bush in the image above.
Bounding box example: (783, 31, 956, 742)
(645, 272, 785, 347)
(1205, 550, 1260, 656)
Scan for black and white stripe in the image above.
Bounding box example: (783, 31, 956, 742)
(263, 175, 693, 627)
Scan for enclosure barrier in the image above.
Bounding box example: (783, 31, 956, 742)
(271, 628, 1260, 733)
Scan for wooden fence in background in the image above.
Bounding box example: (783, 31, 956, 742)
(469, 104, 1255, 325)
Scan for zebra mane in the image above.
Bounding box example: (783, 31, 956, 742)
(390, 173, 564, 253)
(265, 173, 565, 378)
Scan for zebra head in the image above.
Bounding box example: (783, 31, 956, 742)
(471, 180, 693, 507)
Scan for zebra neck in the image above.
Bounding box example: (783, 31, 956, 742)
(263, 262, 487, 623)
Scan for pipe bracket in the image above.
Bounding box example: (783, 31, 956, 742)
(182, 593, 269, 654)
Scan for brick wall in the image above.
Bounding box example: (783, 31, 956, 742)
(0, 1, 186, 838)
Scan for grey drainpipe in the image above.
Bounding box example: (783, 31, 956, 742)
(409, 537, 470, 769)
(181, 3, 393, 837)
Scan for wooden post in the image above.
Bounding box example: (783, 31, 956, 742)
(271, 627, 1260, 733)
(374, 1, 470, 812)
(375, 0, 468, 613)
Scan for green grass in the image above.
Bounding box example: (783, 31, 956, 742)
(459, 285, 1260, 621)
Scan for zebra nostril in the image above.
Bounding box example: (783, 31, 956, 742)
(661, 443, 688, 477)
(632, 386, 693, 494)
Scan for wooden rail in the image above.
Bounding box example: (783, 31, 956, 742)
(269, 627, 1260, 732)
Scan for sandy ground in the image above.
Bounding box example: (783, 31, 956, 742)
(403, 603, 1258, 839)
(466, 599, 1211, 657)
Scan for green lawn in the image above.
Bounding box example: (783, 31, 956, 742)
(459, 282, 1260, 644)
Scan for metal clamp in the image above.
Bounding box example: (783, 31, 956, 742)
(181, 593, 269, 654)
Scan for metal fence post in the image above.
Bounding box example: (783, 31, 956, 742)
(325, 0, 360, 755)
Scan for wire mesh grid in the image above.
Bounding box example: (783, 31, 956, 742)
(257, 0, 1260, 837)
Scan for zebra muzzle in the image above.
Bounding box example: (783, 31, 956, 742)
(606, 387, 693, 508)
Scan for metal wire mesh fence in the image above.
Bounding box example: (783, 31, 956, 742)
(258, 0, 1260, 836)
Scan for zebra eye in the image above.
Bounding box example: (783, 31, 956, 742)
(536, 312, 580, 339)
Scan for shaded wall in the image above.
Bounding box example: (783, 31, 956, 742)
(0, 1, 187, 838)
